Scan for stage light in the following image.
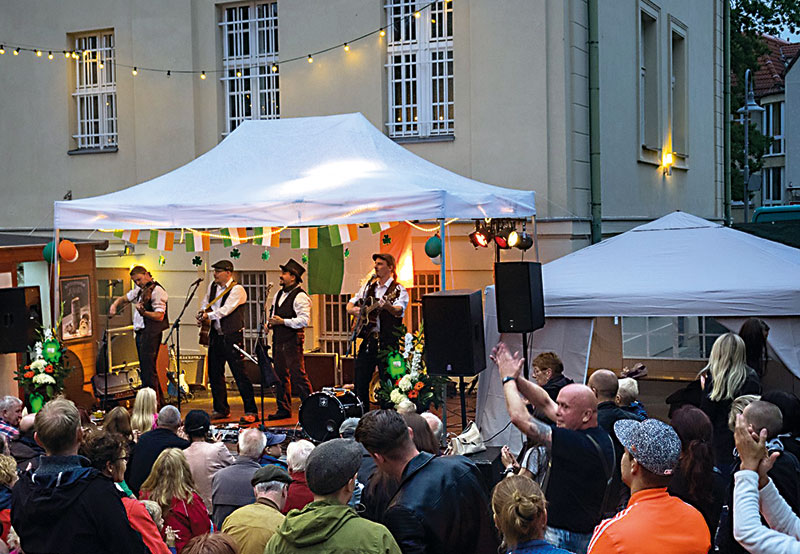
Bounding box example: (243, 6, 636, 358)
(508, 230, 520, 248)
(468, 222, 491, 248)
(494, 227, 511, 249)
(513, 231, 533, 251)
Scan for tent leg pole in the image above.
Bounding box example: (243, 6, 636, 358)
(438, 219, 447, 440)
(53, 228, 60, 325)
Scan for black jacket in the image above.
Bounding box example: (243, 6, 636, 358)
(125, 427, 190, 495)
(597, 401, 644, 514)
(11, 455, 146, 554)
(382, 452, 498, 554)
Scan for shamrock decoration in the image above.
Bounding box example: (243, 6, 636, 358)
(301, 253, 308, 264)
(382, 234, 392, 245)
(344, 248, 350, 258)
(230, 247, 241, 259)
(158, 254, 166, 266)
(42, 338, 62, 364)
(261, 250, 271, 261)
(192, 256, 203, 267)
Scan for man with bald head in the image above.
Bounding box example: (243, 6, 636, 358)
(494, 343, 615, 554)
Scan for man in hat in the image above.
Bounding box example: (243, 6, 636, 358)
(346, 253, 409, 410)
(221, 465, 291, 554)
(198, 260, 258, 423)
(264, 438, 401, 554)
(110, 265, 169, 406)
(266, 259, 313, 420)
(587, 419, 710, 553)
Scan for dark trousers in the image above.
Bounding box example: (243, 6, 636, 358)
(208, 329, 257, 415)
(355, 335, 391, 410)
(272, 337, 313, 414)
(135, 329, 164, 406)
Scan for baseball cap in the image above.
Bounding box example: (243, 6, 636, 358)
(614, 418, 681, 476)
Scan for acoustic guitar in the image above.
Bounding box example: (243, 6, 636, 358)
(346, 286, 401, 354)
(197, 281, 236, 346)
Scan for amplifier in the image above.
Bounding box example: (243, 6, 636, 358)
(92, 370, 140, 403)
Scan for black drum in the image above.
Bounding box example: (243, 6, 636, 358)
(299, 389, 364, 442)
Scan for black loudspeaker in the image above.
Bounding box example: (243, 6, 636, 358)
(495, 262, 545, 333)
(422, 290, 486, 376)
(0, 286, 42, 354)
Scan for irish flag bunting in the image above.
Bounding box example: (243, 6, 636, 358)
(185, 230, 210, 252)
(328, 224, 359, 246)
(368, 222, 398, 234)
(148, 230, 174, 251)
(252, 227, 281, 248)
(221, 228, 247, 247)
(113, 229, 140, 243)
(290, 228, 318, 249)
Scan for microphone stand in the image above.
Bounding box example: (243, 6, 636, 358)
(164, 279, 203, 415)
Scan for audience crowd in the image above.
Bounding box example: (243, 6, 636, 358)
(1, 317, 798, 554)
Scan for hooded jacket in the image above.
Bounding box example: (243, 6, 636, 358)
(264, 499, 401, 554)
(11, 455, 147, 554)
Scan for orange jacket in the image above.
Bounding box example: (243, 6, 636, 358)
(588, 487, 710, 554)
(122, 496, 171, 554)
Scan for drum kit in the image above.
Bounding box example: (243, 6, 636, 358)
(298, 388, 364, 442)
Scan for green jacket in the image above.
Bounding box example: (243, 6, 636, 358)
(264, 500, 401, 554)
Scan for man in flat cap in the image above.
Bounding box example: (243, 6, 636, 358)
(266, 259, 314, 421)
(264, 438, 401, 554)
(197, 260, 258, 423)
(346, 253, 409, 410)
(221, 465, 291, 554)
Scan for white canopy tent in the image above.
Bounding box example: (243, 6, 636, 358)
(477, 211, 800, 449)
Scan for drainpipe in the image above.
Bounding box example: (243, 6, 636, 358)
(588, 0, 602, 244)
(723, 0, 732, 225)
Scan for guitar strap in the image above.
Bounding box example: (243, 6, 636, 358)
(202, 281, 236, 311)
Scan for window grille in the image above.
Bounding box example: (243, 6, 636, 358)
(622, 316, 727, 359)
(220, 1, 279, 134)
(408, 271, 440, 333)
(318, 294, 352, 357)
(238, 271, 269, 353)
(762, 166, 784, 206)
(72, 31, 117, 150)
(763, 102, 783, 156)
(386, 0, 454, 138)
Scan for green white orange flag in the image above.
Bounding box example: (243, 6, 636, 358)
(221, 228, 247, 247)
(113, 229, 140, 243)
(368, 222, 398, 234)
(185, 230, 210, 252)
(290, 228, 318, 249)
(148, 230, 174, 251)
(253, 227, 281, 247)
(328, 224, 359, 246)
(379, 222, 413, 288)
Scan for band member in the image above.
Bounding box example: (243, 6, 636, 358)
(197, 260, 258, 424)
(346, 253, 409, 410)
(109, 266, 168, 406)
(266, 259, 314, 420)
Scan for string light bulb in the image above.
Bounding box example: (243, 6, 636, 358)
(166, 70, 171, 77)
(48, 51, 53, 59)
(72, 52, 78, 59)
(0, 46, 5, 55)
(63, 51, 69, 58)
(200, 71, 206, 80)
(380, 29, 386, 37)
(271, 63, 278, 73)
(343, 43, 350, 52)
(131, 67, 138, 76)
(14, 48, 20, 55)
(236, 70, 241, 77)
(307, 54, 313, 63)
(36, 50, 42, 57)
(98, 59, 104, 69)
(414, 11, 421, 18)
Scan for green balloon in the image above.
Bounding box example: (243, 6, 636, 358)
(424, 235, 442, 258)
(42, 241, 56, 264)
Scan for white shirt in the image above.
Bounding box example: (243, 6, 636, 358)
(733, 470, 800, 553)
(271, 285, 311, 329)
(349, 277, 409, 331)
(204, 278, 247, 332)
(126, 284, 167, 331)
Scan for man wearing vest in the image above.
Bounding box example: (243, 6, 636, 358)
(109, 266, 168, 406)
(346, 253, 409, 411)
(266, 259, 314, 421)
(198, 260, 258, 424)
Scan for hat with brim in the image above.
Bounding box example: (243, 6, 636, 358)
(305, 438, 362, 495)
(264, 431, 287, 446)
(614, 418, 681, 476)
(372, 252, 396, 268)
(211, 260, 234, 272)
(251, 464, 292, 487)
(279, 258, 305, 282)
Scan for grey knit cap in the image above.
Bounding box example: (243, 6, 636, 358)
(305, 438, 362, 495)
(614, 418, 681, 476)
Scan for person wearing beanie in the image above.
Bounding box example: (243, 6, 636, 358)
(587, 419, 711, 553)
(182, 410, 235, 513)
(264, 438, 401, 554)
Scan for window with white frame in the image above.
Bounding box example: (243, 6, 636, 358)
(72, 31, 117, 150)
(408, 271, 439, 333)
(639, 3, 659, 150)
(238, 271, 269, 353)
(763, 101, 783, 155)
(762, 166, 784, 206)
(220, 2, 279, 135)
(386, 0, 454, 139)
(318, 294, 352, 357)
(622, 316, 727, 359)
(669, 21, 687, 156)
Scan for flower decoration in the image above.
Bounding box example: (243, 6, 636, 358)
(16, 324, 72, 409)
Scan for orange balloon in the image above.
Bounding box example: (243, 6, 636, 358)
(58, 239, 79, 263)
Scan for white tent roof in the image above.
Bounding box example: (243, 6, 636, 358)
(543, 211, 800, 317)
(54, 113, 535, 229)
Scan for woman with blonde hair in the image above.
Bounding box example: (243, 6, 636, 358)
(492, 475, 569, 554)
(131, 388, 159, 439)
(139, 448, 211, 552)
(699, 333, 761, 473)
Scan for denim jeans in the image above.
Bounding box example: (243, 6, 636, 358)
(545, 526, 592, 554)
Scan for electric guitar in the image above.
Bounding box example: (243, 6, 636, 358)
(347, 285, 402, 353)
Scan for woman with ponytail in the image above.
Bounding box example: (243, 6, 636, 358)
(491, 475, 570, 554)
(667, 406, 726, 537)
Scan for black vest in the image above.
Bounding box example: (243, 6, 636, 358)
(141, 281, 169, 334)
(209, 282, 244, 335)
(366, 280, 403, 347)
(272, 286, 306, 345)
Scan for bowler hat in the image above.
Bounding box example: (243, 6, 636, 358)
(279, 258, 305, 282)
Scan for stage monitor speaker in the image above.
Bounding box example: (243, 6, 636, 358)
(495, 262, 545, 333)
(422, 289, 486, 377)
(0, 286, 42, 354)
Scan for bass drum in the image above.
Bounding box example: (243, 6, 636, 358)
(299, 389, 364, 443)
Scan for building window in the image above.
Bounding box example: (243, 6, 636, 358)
(762, 166, 784, 206)
(72, 31, 117, 150)
(669, 22, 687, 156)
(318, 294, 351, 357)
(386, 0, 454, 139)
(638, 3, 659, 151)
(220, 1, 279, 134)
(622, 316, 727, 359)
(238, 271, 269, 353)
(763, 102, 783, 156)
(408, 271, 440, 333)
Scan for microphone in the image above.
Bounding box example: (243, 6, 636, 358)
(190, 277, 204, 286)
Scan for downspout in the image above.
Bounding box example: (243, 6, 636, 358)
(723, 0, 732, 225)
(588, 0, 602, 244)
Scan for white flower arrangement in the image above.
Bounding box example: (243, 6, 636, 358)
(389, 389, 408, 405)
(30, 359, 47, 371)
(398, 375, 413, 392)
(32, 373, 56, 386)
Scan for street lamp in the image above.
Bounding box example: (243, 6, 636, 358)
(736, 68, 765, 224)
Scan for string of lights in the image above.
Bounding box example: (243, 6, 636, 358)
(0, 0, 444, 78)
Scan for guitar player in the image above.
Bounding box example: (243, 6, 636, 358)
(346, 253, 409, 410)
(196, 260, 258, 424)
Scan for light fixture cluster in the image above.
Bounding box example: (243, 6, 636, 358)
(468, 219, 533, 251)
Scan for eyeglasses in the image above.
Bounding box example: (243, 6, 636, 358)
(116, 456, 129, 462)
